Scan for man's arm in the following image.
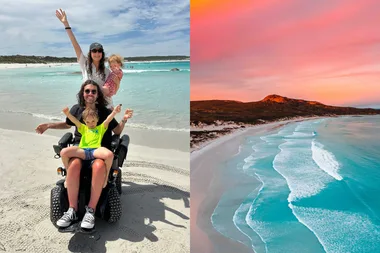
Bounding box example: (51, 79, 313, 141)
(112, 109, 133, 135)
(112, 118, 127, 135)
(35, 122, 71, 134)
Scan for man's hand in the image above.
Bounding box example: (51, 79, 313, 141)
(35, 123, 49, 134)
(123, 109, 133, 121)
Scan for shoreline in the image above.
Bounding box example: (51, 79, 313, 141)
(190, 117, 329, 253)
(0, 111, 188, 152)
(190, 116, 324, 154)
(191, 128, 256, 253)
(191, 125, 281, 253)
(0, 59, 190, 69)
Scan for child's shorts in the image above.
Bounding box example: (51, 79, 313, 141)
(83, 148, 96, 160)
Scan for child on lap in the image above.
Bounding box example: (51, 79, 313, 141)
(60, 104, 125, 186)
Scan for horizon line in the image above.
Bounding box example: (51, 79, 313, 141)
(0, 54, 190, 58)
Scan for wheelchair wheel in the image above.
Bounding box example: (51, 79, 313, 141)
(103, 187, 122, 223)
(50, 185, 68, 227)
(116, 169, 122, 194)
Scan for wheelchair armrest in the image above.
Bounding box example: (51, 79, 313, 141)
(58, 132, 74, 148)
(53, 132, 73, 158)
(119, 134, 130, 149)
(110, 134, 120, 151)
(116, 134, 130, 167)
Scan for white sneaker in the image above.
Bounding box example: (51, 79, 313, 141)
(81, 206, 96, 229)
(56, 207, 77, 227)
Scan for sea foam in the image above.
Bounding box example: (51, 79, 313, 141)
(312, 140, 343, 180)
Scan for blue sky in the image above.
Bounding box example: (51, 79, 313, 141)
(0, 0, 189, 57)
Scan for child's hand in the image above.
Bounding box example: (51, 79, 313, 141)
(123, 109, 133, 120)
(62, 107, 70, 116)
(113, 104, 122, 114)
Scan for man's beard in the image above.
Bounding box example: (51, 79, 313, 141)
(85, 98, 96, 104)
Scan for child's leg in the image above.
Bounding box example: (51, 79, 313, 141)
(60, 146, 86, 168)
(93, 147, 114, 187)
(93, 147, 114, 170)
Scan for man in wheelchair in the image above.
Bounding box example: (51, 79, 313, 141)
(35, 80, 133, 231)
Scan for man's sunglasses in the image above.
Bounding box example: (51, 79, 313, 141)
(84, 89, 97, 94)
(91, 49, 103, 53)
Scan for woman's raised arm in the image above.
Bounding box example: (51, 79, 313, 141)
(56, 8, 83, 61)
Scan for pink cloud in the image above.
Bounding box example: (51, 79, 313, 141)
(191, 0, 380, 106)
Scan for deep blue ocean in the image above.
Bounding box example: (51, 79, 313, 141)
(211, 116, 380, 253)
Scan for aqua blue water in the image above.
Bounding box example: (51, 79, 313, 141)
(211, 116, 380, 253)
(0, 60, 189, 131)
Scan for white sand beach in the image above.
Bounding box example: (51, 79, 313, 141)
(0, 127, 189, 253)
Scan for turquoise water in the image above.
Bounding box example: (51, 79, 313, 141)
(211, 116, 380, 253)
(0, 60, 189, 131)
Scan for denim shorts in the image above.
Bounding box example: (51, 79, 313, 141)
(83, 148, 96, 160)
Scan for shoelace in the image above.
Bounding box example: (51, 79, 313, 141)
(83, 212, 95, 223)
(62, 210, 74, 221)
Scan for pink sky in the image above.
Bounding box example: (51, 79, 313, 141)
(191, 0, 380, 107)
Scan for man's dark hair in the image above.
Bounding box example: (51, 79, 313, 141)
(77, 79, 108, 108)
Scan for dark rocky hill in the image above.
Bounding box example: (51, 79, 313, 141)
(191, 94, 380, 125)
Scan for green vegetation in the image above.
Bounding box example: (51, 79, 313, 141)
(0, 55, 190, 64)
(0, 55, 77, 64)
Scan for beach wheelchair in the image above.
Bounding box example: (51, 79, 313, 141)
(50, 132, 129, 228)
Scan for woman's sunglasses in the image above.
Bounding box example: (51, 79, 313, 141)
(84, 89, 97, 94)
(91, 49, 103, 53)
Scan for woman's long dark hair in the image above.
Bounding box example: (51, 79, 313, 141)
(77, 79, 108, 108)
(86, 50, 106, 81)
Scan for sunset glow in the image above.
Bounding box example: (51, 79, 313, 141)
(191, 0, 380, 107)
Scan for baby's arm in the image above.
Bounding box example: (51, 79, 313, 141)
(103, 104, 121, 129)
(62, 107, 82, 129)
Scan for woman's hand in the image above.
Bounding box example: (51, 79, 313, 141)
(56, 8, 69, 26)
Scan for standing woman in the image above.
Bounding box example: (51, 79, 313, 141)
(56, 9, 118, 97)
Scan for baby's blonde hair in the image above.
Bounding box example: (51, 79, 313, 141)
(108, 54, 124, 67)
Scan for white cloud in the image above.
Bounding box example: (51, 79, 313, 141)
(0, 0, 189, 57)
